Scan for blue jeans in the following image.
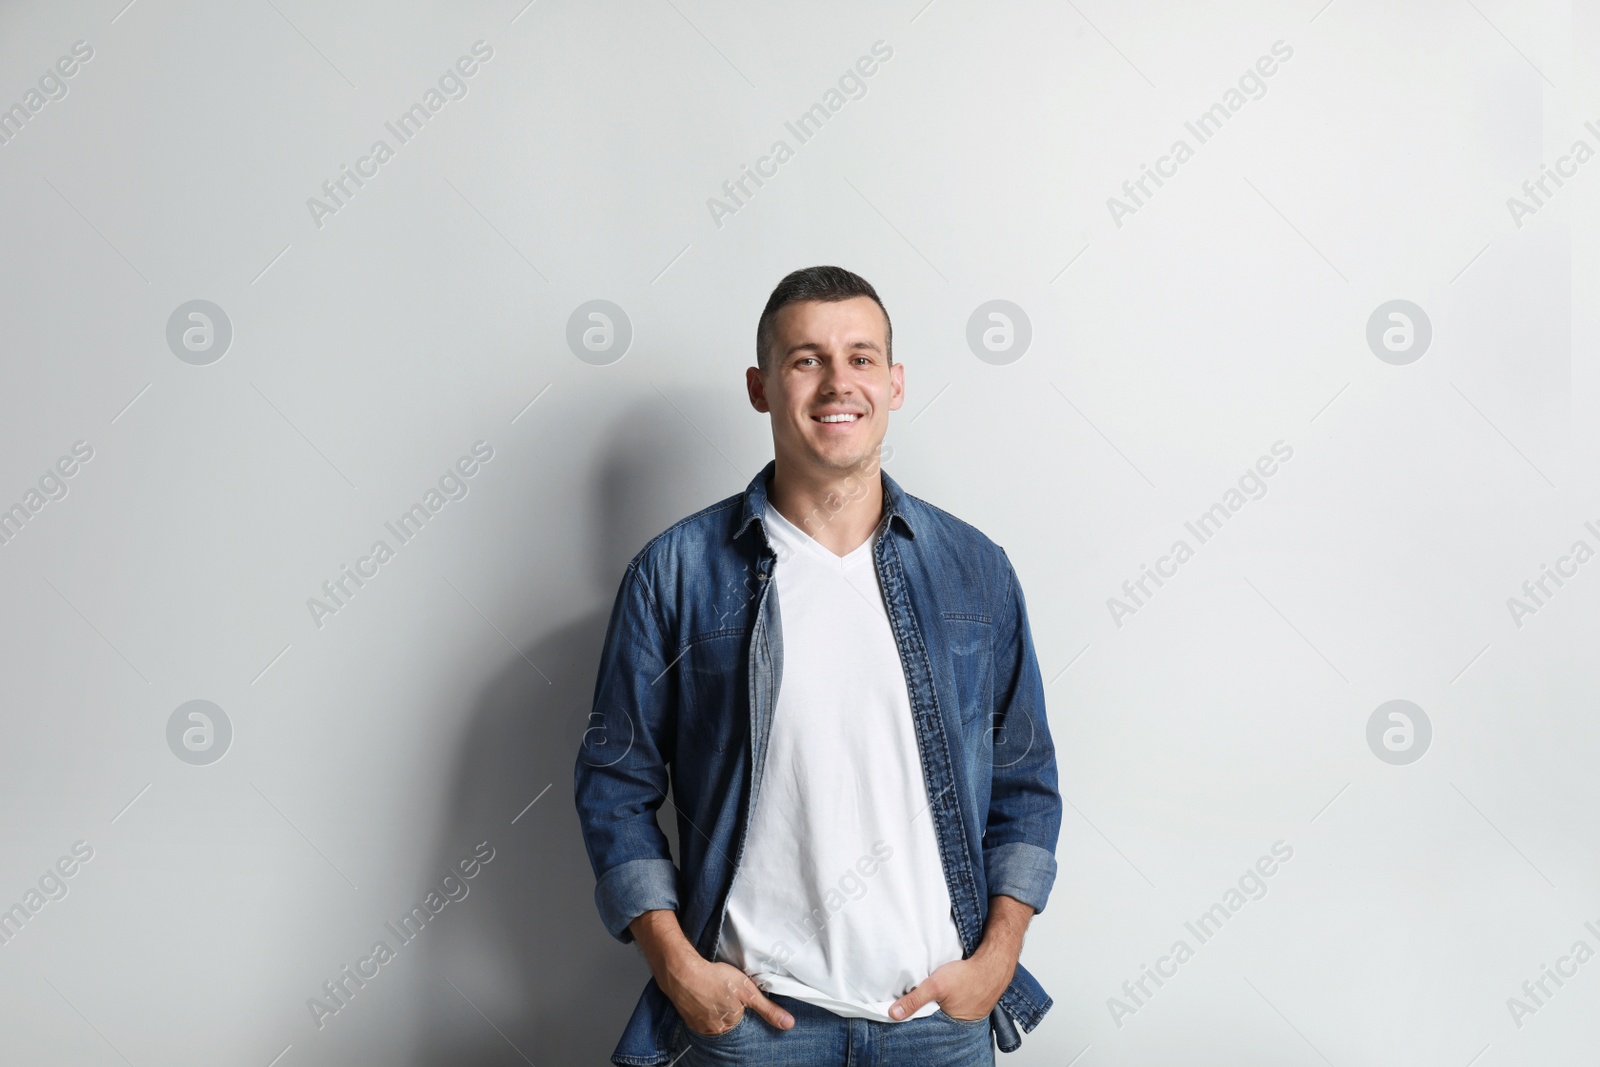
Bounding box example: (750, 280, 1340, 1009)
(671, 992, 996, 1067)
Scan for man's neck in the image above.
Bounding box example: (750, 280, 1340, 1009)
(767, 454, 885, 558)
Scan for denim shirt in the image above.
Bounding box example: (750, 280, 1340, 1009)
(574, 460, 1062, 1066)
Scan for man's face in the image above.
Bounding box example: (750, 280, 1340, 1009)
(747, 296, 904, 476)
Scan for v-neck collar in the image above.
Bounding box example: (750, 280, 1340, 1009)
(763, 500, 875, 567)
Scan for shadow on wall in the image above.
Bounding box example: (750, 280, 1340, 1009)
(403, 400, 741, 1066)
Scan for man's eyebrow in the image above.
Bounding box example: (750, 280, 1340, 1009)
(783, 339, 883, 357)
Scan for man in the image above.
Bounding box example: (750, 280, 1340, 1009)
(574, 266, 1062, 1066)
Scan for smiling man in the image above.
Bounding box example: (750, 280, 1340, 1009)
(574, 266, 1062, 1066)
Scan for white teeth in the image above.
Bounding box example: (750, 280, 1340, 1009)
(818, 413, 860, 423)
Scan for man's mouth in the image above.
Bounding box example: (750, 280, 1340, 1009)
(813, 413, 863, 424)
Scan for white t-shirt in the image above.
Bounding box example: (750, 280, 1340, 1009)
(713, 500, 965, 1021)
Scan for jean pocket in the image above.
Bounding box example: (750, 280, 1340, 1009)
(933, 1006, 990, 1026)
(684, 1009, 750, 1041)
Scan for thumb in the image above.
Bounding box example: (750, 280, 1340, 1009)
(889, 977, 936, 1021)
(741, 981, 795, 1030)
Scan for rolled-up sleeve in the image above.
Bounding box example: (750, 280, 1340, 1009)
(594, 857, 679, 941)
(574, 559, 680, 943)
(984, 550, 1062, 914)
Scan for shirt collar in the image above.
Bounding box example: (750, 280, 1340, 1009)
(735, 458, 916, 545)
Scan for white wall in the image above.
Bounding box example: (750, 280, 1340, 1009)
(0, 0, 1592, 1064)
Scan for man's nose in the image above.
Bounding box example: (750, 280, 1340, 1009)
(820, 358, 851, 395)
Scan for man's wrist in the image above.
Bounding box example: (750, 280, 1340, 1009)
(974, 894, 1033, 964)
(629, 909, 702, 990)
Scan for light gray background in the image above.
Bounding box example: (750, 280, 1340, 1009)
(0, 0, 1594, 1064)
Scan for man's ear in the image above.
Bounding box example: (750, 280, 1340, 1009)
(747, 366, 770, 413)
(888, 360, 905, 410)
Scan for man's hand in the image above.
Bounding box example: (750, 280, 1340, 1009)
(888, 894, 1034, 1022)
(628, 909, 795, 1036)
(667, 957, 794, 1036)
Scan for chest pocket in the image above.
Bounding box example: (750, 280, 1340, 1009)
(941, 612, 993, 725)
(679, 628, 747, 753)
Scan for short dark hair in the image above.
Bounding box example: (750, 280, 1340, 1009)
(755, 265, 892, 376)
